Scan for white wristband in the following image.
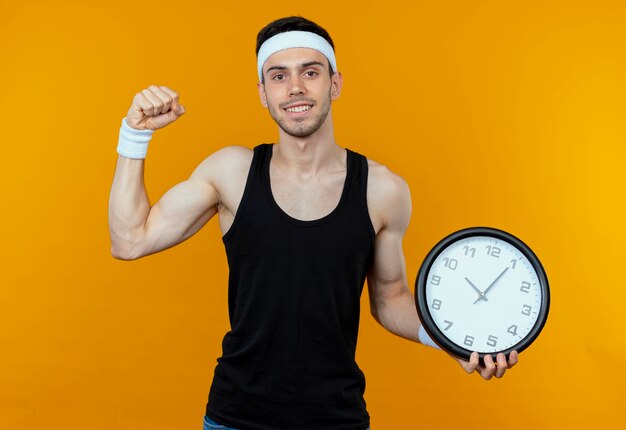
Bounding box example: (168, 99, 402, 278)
(419, 325, 442, 350)
(117, 117, 154, 159)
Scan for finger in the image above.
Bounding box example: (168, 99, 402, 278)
(158, 86, 179, 104)
(481, 354, 496, 380)
(495, 353, 507, 378)
(458, 353, 477, 374)
(158, 86, 185, 117)
(141, 88, 165, 116)
(132, 92, 153, 113)
(507, 350, 519, 369)
(465, 352, 479, 374)
(127, 92, 158, 127)
(148, 84, 174, 114)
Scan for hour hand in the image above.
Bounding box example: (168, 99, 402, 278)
(474, 266, 510, 304)
(464, 277, 487, 302)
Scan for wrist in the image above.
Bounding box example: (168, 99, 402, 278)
(117, 117, 154, 159)
(418, 324, 442, 350)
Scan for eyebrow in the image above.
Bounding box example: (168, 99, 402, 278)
(265, 61, 326, 74)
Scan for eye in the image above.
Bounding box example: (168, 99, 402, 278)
(272, 74, 286, 81)
(304, 70, 318, 77)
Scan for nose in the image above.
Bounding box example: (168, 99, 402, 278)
(288, 74, 305, 96)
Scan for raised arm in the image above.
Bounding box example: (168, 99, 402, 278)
(108, 85, 245, 260)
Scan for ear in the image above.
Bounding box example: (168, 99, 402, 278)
(330, 71, 343, 101)
(257, 82, 268, 108)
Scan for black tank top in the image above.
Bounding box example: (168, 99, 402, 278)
(206, 144, 375, 430)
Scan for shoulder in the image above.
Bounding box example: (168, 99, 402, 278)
(194, 145, 253, 173)
(365, 157, 411, 233)
(188, 146, 255, 208)
(191, 145, 254, 182)
(366, 158, 410, 200)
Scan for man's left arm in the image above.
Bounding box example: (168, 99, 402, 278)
(366, 167, 518, 380)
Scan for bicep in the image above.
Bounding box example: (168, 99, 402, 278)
(367, 173, 412, 311)
(368, 226, 409, 310)
(141, 170, 219, 257)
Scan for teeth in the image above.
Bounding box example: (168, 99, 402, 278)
(286, 105, 311, 113)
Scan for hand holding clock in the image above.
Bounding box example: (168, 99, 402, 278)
(455, 350, 519, 380)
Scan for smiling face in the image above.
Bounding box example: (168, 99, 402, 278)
(258, 48, 342, 138)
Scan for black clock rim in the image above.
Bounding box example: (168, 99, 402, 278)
(415, 226, 550, 362)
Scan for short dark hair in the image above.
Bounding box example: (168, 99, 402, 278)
(256, 16, 335, 80)
(256, 16, 335, 55)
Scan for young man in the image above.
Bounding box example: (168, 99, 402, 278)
(109, 16, 518, 430)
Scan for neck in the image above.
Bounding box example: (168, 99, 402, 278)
(273, 111, 343, 175)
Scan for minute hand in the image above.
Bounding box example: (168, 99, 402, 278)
(474, 267, 509, 304)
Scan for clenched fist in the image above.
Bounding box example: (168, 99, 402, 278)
(126, 85, 186, 131)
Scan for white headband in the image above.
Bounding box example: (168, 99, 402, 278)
(257, 30, 337, 81)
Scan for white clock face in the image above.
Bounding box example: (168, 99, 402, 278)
(425, 235, 543, 353)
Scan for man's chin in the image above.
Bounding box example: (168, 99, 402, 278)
(277, 112, 331, 138)
(277, 121, 320, 138)
(281, 128, 316, 138)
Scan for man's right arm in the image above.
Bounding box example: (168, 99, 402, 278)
(108, 85, 220, 260)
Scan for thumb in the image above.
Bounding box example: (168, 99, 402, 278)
(165, 103, 185, 123)
(174, 103, 186, 116)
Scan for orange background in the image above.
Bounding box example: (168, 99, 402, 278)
(1, 0, 625, 429)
